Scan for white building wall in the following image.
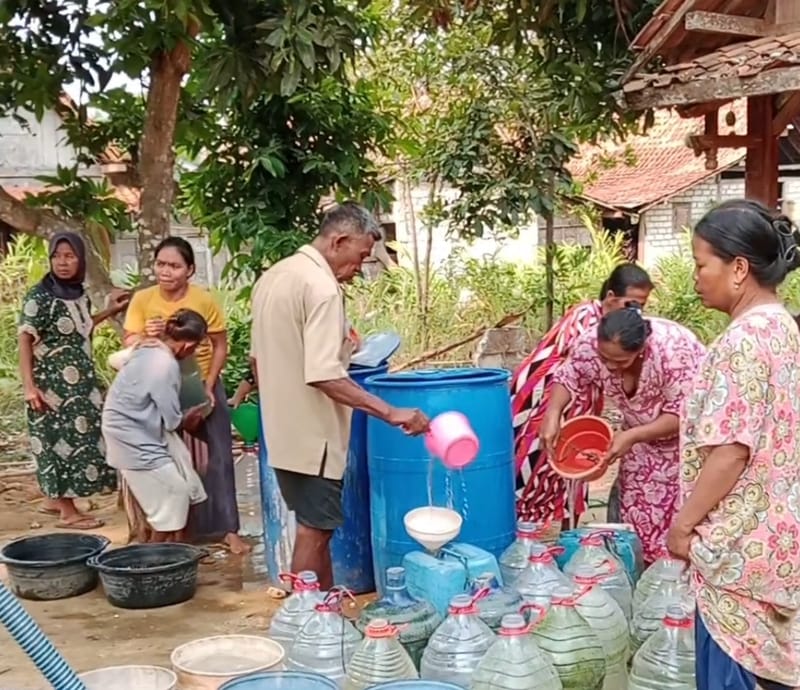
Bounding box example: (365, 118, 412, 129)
(0, 109, 100, 184)
(389, 180, 539, 269)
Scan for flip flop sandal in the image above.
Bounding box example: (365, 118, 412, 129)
(37, 506, 60, 515)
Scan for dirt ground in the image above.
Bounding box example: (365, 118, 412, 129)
(0, 466, 615, 689)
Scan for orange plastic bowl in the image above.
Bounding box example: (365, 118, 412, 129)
(549, 415, 612, 481)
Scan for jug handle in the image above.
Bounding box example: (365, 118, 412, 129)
(320, 586, 357, 611)
(570, 584, 595, 602)
(471, 587, 492, 604)
(519, 603, 548, 628)
(594, 557, 619, 576)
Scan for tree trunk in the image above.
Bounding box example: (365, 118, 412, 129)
(544, 175, 556, 330)
(136, 24, 198, 284)
(0, 187, 114, 308)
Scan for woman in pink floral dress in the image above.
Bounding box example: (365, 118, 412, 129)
(540, 305, 705, 564)
(667, 199, 800, 690)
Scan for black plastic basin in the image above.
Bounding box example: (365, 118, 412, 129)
(0, 532, 109, 601)
(88, 543, 205, 609)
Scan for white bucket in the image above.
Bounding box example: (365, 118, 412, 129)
(170, 634, 285, 690)
(79, 665, 177, 690)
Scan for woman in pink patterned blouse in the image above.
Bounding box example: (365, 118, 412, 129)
(667, 199, 800, 690)
(540, 305, 705, 565)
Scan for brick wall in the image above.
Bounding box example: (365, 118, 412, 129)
(640, 179, 722, 267)
(641, 176, 800, 267)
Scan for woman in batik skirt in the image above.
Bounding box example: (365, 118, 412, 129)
(511, 264, 653, 528)
(18, 232, 128, 528)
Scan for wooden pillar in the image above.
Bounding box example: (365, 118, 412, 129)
(745, 96, 780, 208)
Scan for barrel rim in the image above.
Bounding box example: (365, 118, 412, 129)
(219, 670, 338, 689)
(171, 634, 285, 677)
(364, 367, 510, 388)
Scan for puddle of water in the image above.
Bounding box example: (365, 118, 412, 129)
(204, 537, 270, 593)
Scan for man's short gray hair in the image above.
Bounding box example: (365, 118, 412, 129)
(320, 201, 383, 240)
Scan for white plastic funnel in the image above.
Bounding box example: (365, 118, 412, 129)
(404, 506, 463, 552)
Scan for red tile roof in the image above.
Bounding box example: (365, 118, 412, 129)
(570, 103, 747, 211)
(2, 184, 140, 212)
(624, 32, 800, 98)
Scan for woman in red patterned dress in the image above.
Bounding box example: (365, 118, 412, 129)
(542, 305, 705, 564)
(511, 264, 653, 527)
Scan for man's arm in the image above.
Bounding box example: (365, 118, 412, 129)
(311, 378, 394, 422)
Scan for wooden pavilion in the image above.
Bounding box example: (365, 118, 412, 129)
(619, 0, 800, 208)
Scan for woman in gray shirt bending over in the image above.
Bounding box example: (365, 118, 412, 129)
(102, 309, 210, 543)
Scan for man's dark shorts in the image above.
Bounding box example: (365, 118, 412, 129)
(274, 468, 344, 531)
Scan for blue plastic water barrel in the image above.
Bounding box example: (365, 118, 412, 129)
(259, 363, 388, 594)
(366, 368, 516, 595)
(220, 671, 337, 689)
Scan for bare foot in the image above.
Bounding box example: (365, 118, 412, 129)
(224, 532, 252, 555)
(56, 516, 104, 530)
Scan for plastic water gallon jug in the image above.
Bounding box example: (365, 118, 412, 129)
(498, 520, 546, 588)
(529, 586, 607, 690)
(571, 566, 629, 690)
(286, 589, 363, 687)
(631, 569, 694, 653)
(563, 534, 632, 621)
(234, 446, 263, 538)
(515, 544, 571, 609)
(267, 571, 326, 646)
(468, 573, 523, 632)
(633, 555, 686, 616)
(344, 619, 418, 690)
(558, 525, 644, 584)
(629, 605, 696, 690)
(420, 594, 496, 688)
(471, 613, 561, 690)
(357, 567, 442, 669)
(403, 543, 501, 617)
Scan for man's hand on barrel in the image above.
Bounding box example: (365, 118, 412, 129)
(388, 407, 430, 436)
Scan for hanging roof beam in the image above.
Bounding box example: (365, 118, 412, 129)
(622, 66, 800, 111)
(685, 11, 800, 37)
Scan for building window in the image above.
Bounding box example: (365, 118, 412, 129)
(672, 202, 692, 233)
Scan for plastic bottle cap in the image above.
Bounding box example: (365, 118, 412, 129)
(498, 613, 529, 635)
(664, 605, 692, 629)
(528, 544, 560, 564)
(366, 619, 401, 638)
(449, 594, 479, 615)
(572, 565, 600, 584)
(280, 571, 321, 591)
(550, 585, 578, 606)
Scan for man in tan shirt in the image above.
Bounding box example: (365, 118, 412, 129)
(251, 202, 429, 588)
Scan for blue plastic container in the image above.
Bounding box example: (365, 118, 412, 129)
(220, 671, 337, 689)
(259, 363, 388, 593)
(366, 368, 516, 595)
(371, 682, 463, 689)
(556, 526, 644, 584)
(402, 543, 501, 616)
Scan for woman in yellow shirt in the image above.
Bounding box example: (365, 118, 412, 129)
(123, 237, 249, 554)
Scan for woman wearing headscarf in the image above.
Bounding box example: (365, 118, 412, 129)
(18, 232, 129, 529)
(511, 263, 654, 527)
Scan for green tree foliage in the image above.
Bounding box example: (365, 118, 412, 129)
(0, 0, 388, 285)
